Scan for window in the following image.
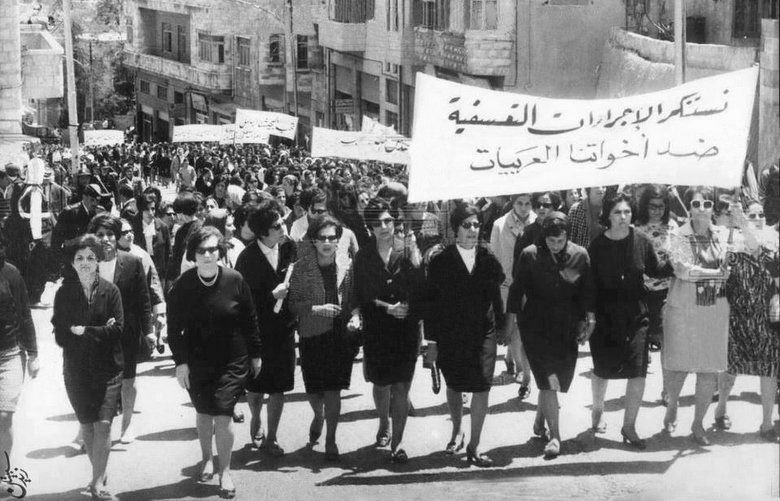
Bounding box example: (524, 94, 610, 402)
(385, 111, 399, 131)
(177, 25, 187, 62)
(139, 80, 150, 94)
(126, 17, 133, 44)
(384, 62, 399, 76)
(733, 0, 778, 39)
(416, 0, 449, 30)
(237, 37, 251, 67)
(468, 0, 497, 30)
(385, 79, 398, 105)
(174, 91, 184, 104)
(296, 35, 308, 69)
(162, 22, 173, 52)
(269, 34, 284, 64)
(198, 33, 225, 63)
(156, 85, 168, 100)
(387, 0, 399, 31)
(332, 0, 375, 23)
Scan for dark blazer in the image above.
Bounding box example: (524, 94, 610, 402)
(112, 251, 153, 351)
(52, 276, 124, 382)
(51, 203, 96, 255)
(168, 219, 202, 282)
(131, 215, 171, 281)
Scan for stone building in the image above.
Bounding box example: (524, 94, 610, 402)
(122, 0, 315, 142)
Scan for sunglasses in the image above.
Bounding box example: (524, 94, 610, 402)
(165, 212, 176, 217)
(460, 221, 482, 230)
(748, 212, 765, 219)
(691, 200, 714, 210)
(536, 202, 553, 209)
(315, 235, 339, 243)
(120, 229, 133, 235)
(310, 208, 328, 215)
(195, 246, 220, 255)
(371, 217, 395, 227)
(648, 203, 666, 210)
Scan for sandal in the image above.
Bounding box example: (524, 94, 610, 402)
(445, 432, 465, 454)
(465, 444, 494, 467)
(375, 429, 392, 448)
(88, 485, 117, 501)
(252, 432, 266, 449)
(517, 382, 531, 401)
(390, 448, 408, 463)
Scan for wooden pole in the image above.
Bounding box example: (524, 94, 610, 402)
(674, 0, 686, 85)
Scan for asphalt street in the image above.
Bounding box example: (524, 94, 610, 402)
(10, 282, 780, 501)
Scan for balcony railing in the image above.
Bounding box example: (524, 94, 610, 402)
(123, 47, 231, 92)
(331, 0, 374, 23)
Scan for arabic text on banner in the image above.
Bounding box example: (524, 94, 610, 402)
(219, 124, 235, 145)
(234, 108, 297, 142)
(408, 68, 758, 202)
(83, 130, 124, 147)
(171, 124, 223, 143)
(310, 127, 411, 164)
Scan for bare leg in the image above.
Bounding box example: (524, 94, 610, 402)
(89, 420, 112, 489)
(623, 377, 647, 434)
(389, 382, 411, 451)
(246, 392, 264, 441)
(266, 393, 284, 443)
(538, 390, 560, 440)
(692, 373, 717, 435)
(0, 412, 13, 472)
(759, 376, 777, 432)
(663, 370, 687, 426)
(214, 415, 234, 492)
(468, 391, 490, 452)
(81, 423, 95, 463)
(591, 375, 608, 429)
(445, 388, 464, 443)
(120, 378, 137, 440)
(195, 413, 214, 477)
(307, 393, 324, 443)
(372, 384, 391, 441)
(714, 372, 736, 419)
(323, 390, 341, 448)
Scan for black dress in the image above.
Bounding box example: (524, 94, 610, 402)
(168, 267, 261, 416)
(510, 241, 595, 392)
(425, 245, 504, 393)
(352, 240, 423, 386)
(587, 228, 669, 379)
(234, 240, 297, 394)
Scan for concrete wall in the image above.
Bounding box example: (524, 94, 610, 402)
(0, 0, 22, 135)
(759, 19, 779, 169)
(20, 28, 64, 100)
(509, 0, 625, 99)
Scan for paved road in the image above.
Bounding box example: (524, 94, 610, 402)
(12, 282, 780, 500)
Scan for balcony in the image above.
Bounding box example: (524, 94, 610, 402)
(122, 47, 232, 92)
(316, 0, 370, 52)
(414, 28, 513, 76)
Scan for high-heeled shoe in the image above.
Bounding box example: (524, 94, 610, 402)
(465, 444, 494, 467)
(88, 485, 116, 501)
(543, 438, 560, 459)
(662, 420, 677, 434)
(713, 415, 732, 430)
(198, 458, 214, 482)
(390, 448, 408, 463)
(445, 432, 465, 454)
(620, 427, 647, 450)
(591, 411, 607, 434)
(375, 428, 392, 447)
(219, 475, 236, 499)
(251, 431, 266, 449)
(691, 428, 711, 446)
(533, 420, 549, 440)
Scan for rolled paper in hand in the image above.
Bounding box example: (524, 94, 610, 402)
(273, 263, 294, 313)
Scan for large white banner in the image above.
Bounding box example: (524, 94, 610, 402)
(234, 109, 297, 142)
(172, 124, 223, 143)
(219, 124, 235, 145)
(311, 127, 411, 164)
(83, 129, 124, 147)
(408, 68, 758, 202)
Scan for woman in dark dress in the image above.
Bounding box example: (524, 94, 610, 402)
(588, 193, 671, 449)
(425, 204, 505, 467)
(234, 199, 297, 456)
(53, 235, 124, 501)
(508, 212, 596, 459)
(350, 198, 423, 462)
(168, 226, 261, 499)
(288, 215, 359, 461)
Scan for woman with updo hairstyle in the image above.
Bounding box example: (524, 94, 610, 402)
(235, 199, 297, 455)
(424, 204, 505, 467)
(168, 226, 261, 498)
(587, 192, 671, 450)
(53, 234, 123, 500)
(509, 212, 595, 459)
(349, 197, 423, 462)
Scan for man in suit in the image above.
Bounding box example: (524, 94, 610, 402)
(88, 213, 153, 444)
(51, 184, 105, 282)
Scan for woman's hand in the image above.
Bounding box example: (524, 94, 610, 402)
(313, 304, 342, 318)
(250, 357, 261, 377)
(70, 326, 85, 336)
(347, 313, 362, 332)
(106, 317, 116, 327)
(577, 318, 596, 345)
(386, 302, 409, 319)
(426, 343, 438, 364)
(271, 283, 289, 300)
(27, 356, 39, 379)
(176, 364, 190, 390)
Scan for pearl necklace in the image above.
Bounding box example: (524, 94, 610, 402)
(197, 270, 218, 287)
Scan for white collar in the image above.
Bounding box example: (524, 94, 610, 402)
(257, 240, 279, 254)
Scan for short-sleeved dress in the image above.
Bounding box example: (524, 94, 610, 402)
(588, 229, 670, 379)
(510, 241, 595, 392)
(168, 267, 261, 416)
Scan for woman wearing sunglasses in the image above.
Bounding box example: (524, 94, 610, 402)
(424, 204, 505, 467)
(662, 186, 732, 446)
(288, 215, 359, 461)
(714, 200, 780, 442)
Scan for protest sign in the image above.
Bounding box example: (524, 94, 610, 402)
(234, 109, 297, 142)
(219, 124, 236, 145)
(408, 68, 758, 202)
(172, 124, 223, 143)
(83, 130, 124, 147)
(311, 127, 411, 164)
(361, 115, 397, 135)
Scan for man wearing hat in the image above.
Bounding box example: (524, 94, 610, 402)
(51, 183, 104, 260)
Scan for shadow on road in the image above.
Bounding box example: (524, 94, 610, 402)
(135, 362, 175, 378)
(116, 478, 219, 500)
(45, 412, 78, 422)
(26, 444, 82, 460)
(136, 427, 198, 442)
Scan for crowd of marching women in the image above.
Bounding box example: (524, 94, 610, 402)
(0, 140, 778, 500)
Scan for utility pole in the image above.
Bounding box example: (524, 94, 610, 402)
(674, 0, 686, 85)
(287, 0, 299, 146)
(89, 37, 94, 123)
(62, 0, 80, 172)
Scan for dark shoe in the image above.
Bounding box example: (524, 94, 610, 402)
(517, 382, 531, 401)
(309, 416, 324, 445)
(251, 432, 266, 449)
(465, 444, 494, 467)
(265, 439, 284, 457)
(620, 427, 647, 450)
(198, 459, 214, 483)
(155, 342, 165, 354)
(533, 420, 549, 441)
(375, 429, 392, 448)
(390, 448, 408, 463)
(232, 410, 244, 424)
(714, 415, 732, 430)
(219, 476, 236, 500)
(591, 411, 607, 434)
(324, 442, 340, 461)
(543, 438, 560, 459)
(445, 432, 465, 454)
(759, 427, 780, 443)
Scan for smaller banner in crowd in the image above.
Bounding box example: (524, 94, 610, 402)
(234, 109, 298, 142)
(361, 115, 397, 135)
(408, 67, 758, 202)
(311, 127, 411, 164)
(172, 124, 223, 143)
(220, 124, 235, 145)
(83, 129, 124, 147)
